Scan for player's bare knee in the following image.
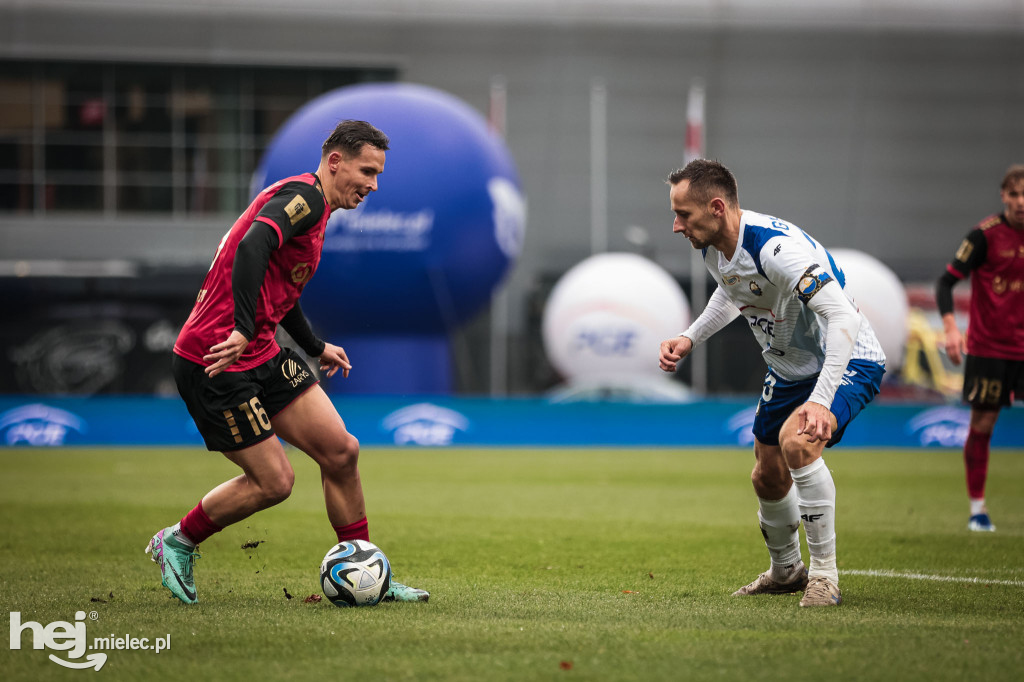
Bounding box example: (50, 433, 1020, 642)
(321, 434, 360, 478)
(751, 464, 789, 499)
(261, 470, 294, 506)
(778, 432, 819, 469)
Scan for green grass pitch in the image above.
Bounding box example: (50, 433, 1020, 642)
(2, 446, 1022, 681)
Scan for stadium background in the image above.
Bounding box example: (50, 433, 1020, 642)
(1, 0, 1023, 446)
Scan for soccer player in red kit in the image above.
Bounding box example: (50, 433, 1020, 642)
(146, 120, 428, 603)
(936, 164, 1024, 532)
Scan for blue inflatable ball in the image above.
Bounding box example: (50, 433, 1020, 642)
(252, 83, 526, 336)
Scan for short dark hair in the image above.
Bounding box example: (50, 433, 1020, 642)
(322, 120, 390, 158)
(667, 159, 738, 207)
(1001, 164, 1024, 190)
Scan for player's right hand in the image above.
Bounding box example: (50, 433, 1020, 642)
(659, 336, 693, 373)
(943, 325, 965, 366)
(204, 329, 250, 377)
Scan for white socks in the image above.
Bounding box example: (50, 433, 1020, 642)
(169, 522, 197, 549)
(969, 498, 986, 516)
(757, 486, 802, 582)
(790, 457, 838, 584)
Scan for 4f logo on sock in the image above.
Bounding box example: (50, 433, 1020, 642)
(801, 513, 825, 522)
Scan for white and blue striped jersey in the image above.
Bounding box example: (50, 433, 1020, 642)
(700, 210, 886, 382)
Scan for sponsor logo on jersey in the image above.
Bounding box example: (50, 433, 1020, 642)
(748, 315, 775, 337)
(773, 244, 782, 256)
(991, 275, 1024, 294)
(284, 195, 311, 225)
(291, 263, 312, 285)
(723, 275, 740, 285)
(801, 513, 824, 523)
(281, 357, 311, 388)
(748, 280, 763, 296)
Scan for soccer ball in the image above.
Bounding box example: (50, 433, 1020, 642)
(319, 540, 391, 607)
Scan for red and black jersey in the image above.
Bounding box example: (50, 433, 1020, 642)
(945, 214, 1024, 360)
(174, 173, 330, 371)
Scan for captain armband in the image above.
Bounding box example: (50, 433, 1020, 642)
(794, 264, 834, 304)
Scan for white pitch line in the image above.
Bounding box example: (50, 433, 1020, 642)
(843, 569, 1024, 588)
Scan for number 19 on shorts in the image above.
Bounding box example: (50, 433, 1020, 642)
(222, 397, 271, 444)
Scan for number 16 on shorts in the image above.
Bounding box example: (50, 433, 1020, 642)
(223, 397, 271, 445)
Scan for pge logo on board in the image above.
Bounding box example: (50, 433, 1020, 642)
(382, 403, 470, 446)
(0, 404, 85, 446)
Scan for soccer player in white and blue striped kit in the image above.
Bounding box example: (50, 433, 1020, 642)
(659, 160, 886, 607)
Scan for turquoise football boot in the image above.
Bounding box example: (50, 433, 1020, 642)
(383, 577, 429, 603)
(145, 528, 200, 605)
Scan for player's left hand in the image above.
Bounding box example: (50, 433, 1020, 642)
(796, 401, 834, 443)
(318, 343, 352, 378)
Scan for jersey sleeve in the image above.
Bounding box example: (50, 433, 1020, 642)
(759, 235, 835, 302)
(945, 228, 987, 279)
(232, 222, 278, 341)
(279, 301, 327, 357)
(804, 278, 862, 408)
(681, 285, 741, 346)
(252, 182, 327, 244)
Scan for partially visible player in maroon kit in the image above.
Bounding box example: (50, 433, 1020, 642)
(145, 120, 428, 604)
(936, 164, 1024, 532)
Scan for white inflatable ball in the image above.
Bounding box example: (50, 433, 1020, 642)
(829, 248, 908, 370)
(542, 253, 691, 384)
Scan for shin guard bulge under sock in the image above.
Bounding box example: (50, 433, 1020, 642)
(790, 458, 838, 583)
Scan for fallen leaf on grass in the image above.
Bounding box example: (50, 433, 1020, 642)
(560, 661, 573, 670)
(283, 587, 293, 600)
(303, 594, 322, 604)
(241, 540, 265, 549)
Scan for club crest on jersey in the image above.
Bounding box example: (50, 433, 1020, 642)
(795, 264, 832, 303)
(724, 275, 740, 285)
(291, 263, 312, 285)
(748, 281, 763, 296)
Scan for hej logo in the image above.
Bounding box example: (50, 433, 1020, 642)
(10, 610, 172, 671)
(9, 611, 106, 670)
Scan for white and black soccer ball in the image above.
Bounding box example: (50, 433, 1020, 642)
(319, 540, 391, 607)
